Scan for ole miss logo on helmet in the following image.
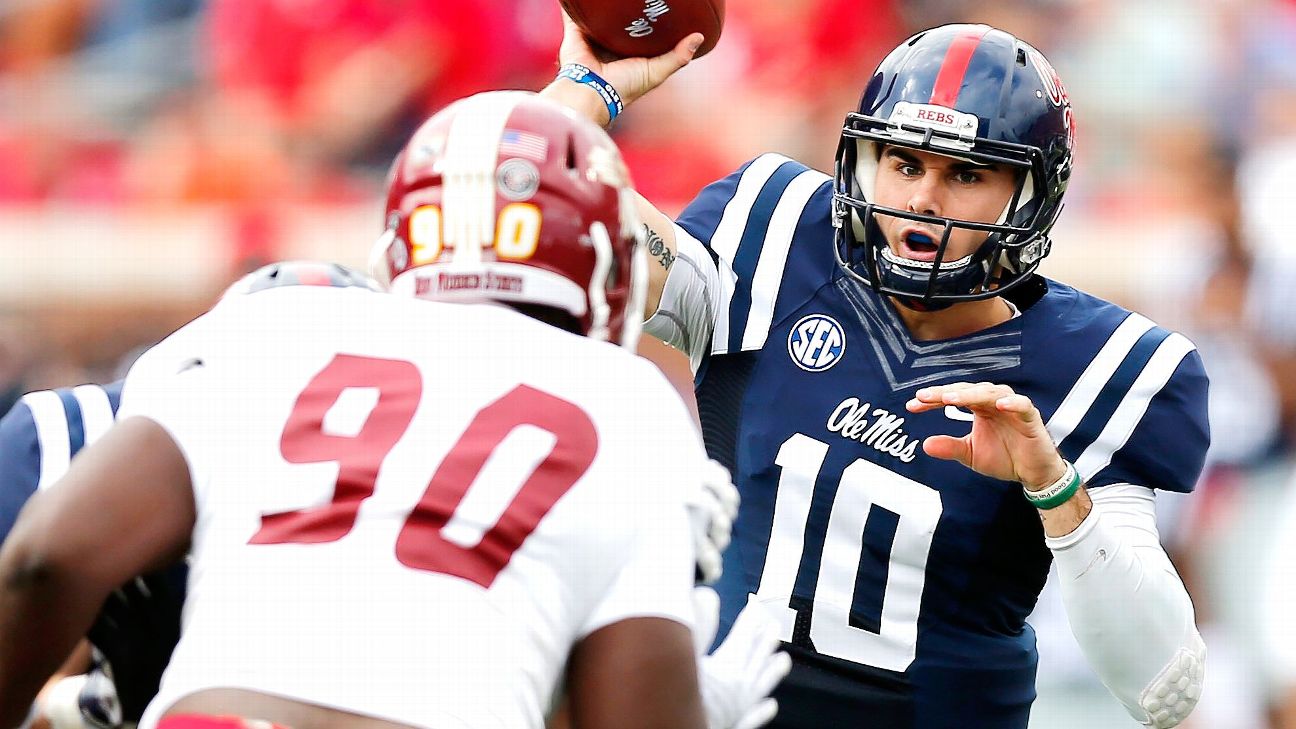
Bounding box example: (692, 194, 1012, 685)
(788, 315, 846, 372)
(1026, 46, 1076, 150)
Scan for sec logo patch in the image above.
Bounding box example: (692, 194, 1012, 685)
(788, 314, 845, 371)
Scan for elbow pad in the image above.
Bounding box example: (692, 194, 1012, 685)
(1136, 631, 1206, 728)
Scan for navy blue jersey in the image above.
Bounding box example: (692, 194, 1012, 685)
(0, 381, 123, 542)
(674, 155, 1210, 728)
(0, 379, 184, 722)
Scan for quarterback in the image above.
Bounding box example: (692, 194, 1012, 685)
(542, 20, 1209, 729)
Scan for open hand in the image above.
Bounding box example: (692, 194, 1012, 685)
(692, 589, 790, 729)
(906, 382, 1067, 490)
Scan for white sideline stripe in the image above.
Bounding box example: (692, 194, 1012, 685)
(1045, 313, 1155, 444)
(23, 391, 69, 491)
(72, 385, 115, 447)
(741, 169, 829, 351)
(1075, 333, 1195, 480)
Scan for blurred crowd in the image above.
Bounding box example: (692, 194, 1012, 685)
(2, 0, 1296, 726)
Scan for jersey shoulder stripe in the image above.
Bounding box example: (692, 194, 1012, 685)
(18, 382, 124, 492)
(1043, 306, 1202, 488)
(730, 165, 831, 353)
(1072, 331, 1197, 481)
(22, 390, 71, 492)
(73, 383, 118, 445)
(55, 388, 86, 458)
(1046, 312, 1156, 443)
(677, 153, 831, 355)
(1057, 322, 1172, 457)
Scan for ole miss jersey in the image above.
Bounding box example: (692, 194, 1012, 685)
(0, 381, 186, 722)
(0, 382, 122, 542)
(646, 154, 1210, 728)
(126, 287, 704, 729)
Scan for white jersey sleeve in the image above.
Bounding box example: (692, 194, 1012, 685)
(116, 307, 232, 497)
(579, 352, 706, 636)
(578, 498, 697, 638)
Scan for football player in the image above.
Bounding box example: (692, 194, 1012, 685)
(0, 261, 384, 729)
(0, 93, 786, 729)
(541, 20, 1209, 729)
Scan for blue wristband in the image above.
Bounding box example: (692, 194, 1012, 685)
(556, 63, 624, 123)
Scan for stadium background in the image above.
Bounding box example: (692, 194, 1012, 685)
(0, 0, 1294, 726)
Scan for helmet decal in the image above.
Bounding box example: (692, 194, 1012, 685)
(929, 25, 992, 108)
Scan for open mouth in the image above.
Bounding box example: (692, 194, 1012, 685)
(899, 228, 942, 262)
(881, 225, 976, 271)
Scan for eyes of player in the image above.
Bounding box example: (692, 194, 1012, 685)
(885, 151, 995, 188)
(895, 161, 923, 178)
(894, 162, 986, 186)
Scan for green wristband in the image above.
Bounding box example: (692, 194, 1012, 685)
(1023, 461, 1081, 510)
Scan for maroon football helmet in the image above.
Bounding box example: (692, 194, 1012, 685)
(371, 91, 647, 348)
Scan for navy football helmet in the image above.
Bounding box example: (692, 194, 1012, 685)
(833, 24, 1074, 307)
(221, 260, 383, 299)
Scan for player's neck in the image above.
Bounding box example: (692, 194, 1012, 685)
(889, 296, 1014, 342)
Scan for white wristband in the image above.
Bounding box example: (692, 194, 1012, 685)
(1023, 460, 1081, 509)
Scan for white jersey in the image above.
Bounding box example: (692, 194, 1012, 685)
(122, 287, 703, 729)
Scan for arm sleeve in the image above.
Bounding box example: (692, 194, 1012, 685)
(1050, 484, 1205, 728)
(645, 225, 725, 371)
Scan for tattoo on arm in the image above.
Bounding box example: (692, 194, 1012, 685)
(644, 225, 674, 270)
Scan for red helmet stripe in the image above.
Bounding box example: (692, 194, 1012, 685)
(929, 27, 991, 108)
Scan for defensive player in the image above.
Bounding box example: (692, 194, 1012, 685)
(0, 261, 385, 728)
(0, 93, 785, 729)
(541, 20, 1209, 729)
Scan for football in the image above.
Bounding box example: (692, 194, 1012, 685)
(561, 0, 725, 60)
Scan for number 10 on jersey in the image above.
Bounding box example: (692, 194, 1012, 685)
(757, 433, 942, 672)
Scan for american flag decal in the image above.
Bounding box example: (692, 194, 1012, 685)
(500, 129, 548, 162)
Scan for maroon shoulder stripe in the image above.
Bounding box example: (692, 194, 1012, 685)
(929, 27, 992, 108)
